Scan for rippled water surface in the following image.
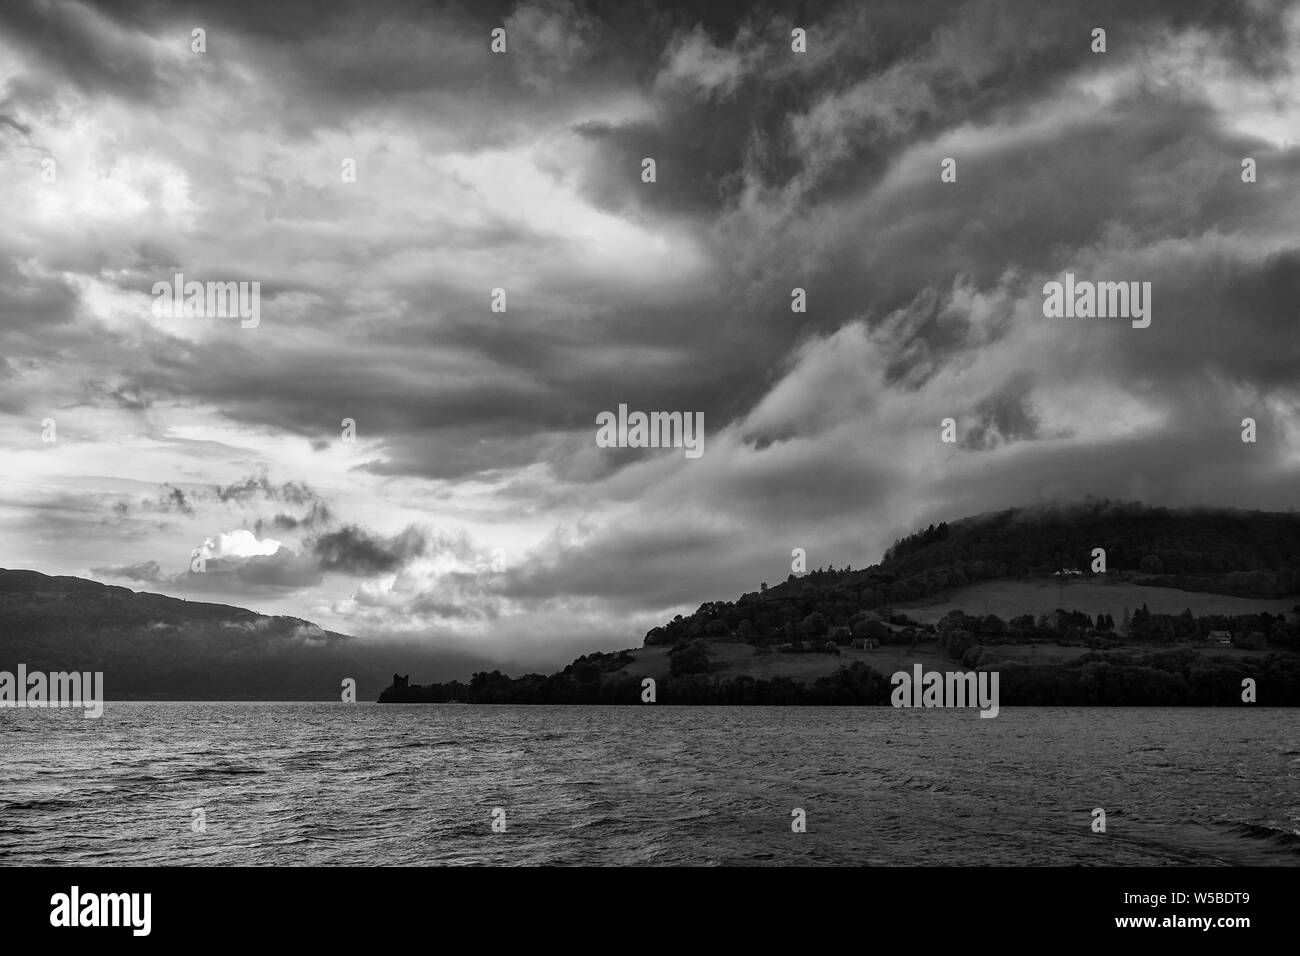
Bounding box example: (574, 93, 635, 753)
(1, 704, 1297, 865)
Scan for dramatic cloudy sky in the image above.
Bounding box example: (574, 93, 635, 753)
(2, 0, 1298, 672)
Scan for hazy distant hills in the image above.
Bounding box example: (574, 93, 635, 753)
(0, 569, 487, 700)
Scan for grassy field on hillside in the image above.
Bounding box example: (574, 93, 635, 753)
(893, 578, 1296, 624)
(612, 635, 1280, 685)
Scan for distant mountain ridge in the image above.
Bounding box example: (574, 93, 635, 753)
(0, 569, 487, 700)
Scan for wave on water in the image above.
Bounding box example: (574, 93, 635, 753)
(1221, 821, 1300, 852)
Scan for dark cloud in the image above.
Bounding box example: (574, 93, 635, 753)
(91, 548, 322, 594)
(81, 380, 154, 411)
(214, 476, 323, 507)
(311, 525, 429, 575)
(254, 502, 332, 535)
(177, 551, 323, 593)
(0, 258, 79, 332)
(0, 0, 168, 103)
(92, 559, 164, 583)
(962, 376, 1040, 451)
(160, 485, 193, 516)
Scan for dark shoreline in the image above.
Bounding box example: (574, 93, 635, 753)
(378, 651, 1300, 706)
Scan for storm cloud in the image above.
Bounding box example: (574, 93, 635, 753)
(2, 0, 1299, 674)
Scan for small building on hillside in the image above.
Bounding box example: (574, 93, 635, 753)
(1208, 630, 1232, 645)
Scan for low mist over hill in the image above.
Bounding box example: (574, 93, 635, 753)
(0, 570, 494, 700)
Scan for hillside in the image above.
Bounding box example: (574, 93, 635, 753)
(640, 500, 1300, 649)
(0, 569, 485, 700)
(892, 578, 1298, 625)
(381, 501, 1300, 705)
